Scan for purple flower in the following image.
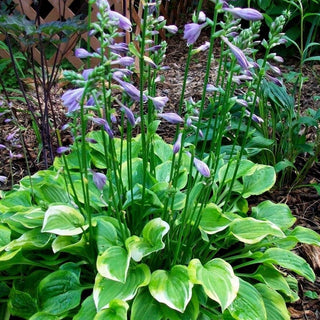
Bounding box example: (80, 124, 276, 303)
(221, 36, 250, 69)
(198, 11, 206, 23)
(245, 110, 264, 124)
(113, 77, 147, 102)
(183, 23, 206, 45)
(6, 132, 16, 141)
(108, 43, 129, 54)
(146, 45, 162, 52)
(273, 55, 284, 63)
(223, 7, 263, 21)
(92, 171, 107, 190)
(62, 87, 85, 113)
(0, 144, 7, 149)
(192, 41, 210, 54)
(164, 25, 178, 34)
(86, 138, 98, 144)
(148, 96, 169, 111)
(75, 48, 93, 59)
(236, 99, 248, 107)
(206, 84, 219, 92)
(108, 10, 132, 31)
(96, 0, 109, 9)
(121, 105, 136, 126)
(158, 113, 184, 124)
(57, 146, 70, 154)
(173, 133, 182, 154)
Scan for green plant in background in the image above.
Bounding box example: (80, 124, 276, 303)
(0, 0, 320, 319)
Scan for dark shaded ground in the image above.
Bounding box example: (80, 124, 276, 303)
(0, 29, 320, 318)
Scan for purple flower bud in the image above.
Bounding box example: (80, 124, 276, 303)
(158, 112, 184, 124)
(183, 23, 206, 45)
(148, 96, 169, 111)
(110, 113, 117, 123)
(92, 171, 107, 190)
(4, 119, 11, 123)
(198, 11, 206, 23)
(6, 132, 16, 141)
(266, 74, 282, 86)
(267, 63, 282, 76)
(114, 77, 147, 102)
(108, 10, 132, 31)
(223, 7, 263, 21)
(82, 68, 94, 81)
(75, 48, 93, 59)
(57, 146, 70, 154)
(186, 152, 211, 177)
(186, 118, 192, 127)
(273, 55, 284, 63)
(221, 36, 249, 69)
(121, 105, 136, 126)
(108, 43, 129, 54)
(245, 110, 264, 124)
(0, 144, 7, 149)
(112, 56, 135, 67)
(96, 0, 109, 10)
(236, 99, 248, 107)
(164, 25, 178, 34)
(62, 87, 85, 113)
(192, 41, 210, 54)
(0, 175, 7, 184)
(146, 45, 162, 52)
(173, 133, 182, 154)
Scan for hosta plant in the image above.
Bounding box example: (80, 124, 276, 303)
(0, 0, 320, 319)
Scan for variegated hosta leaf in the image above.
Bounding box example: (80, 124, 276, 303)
(93, 264, 151, 311)
(229, 217, 285, 244)
(255, 283, 290, 320)
(126, 218, 169, 262)
(242, 165, 276, 198)
(226, 279, 267, 320)
(188, 258, 239, 311)
(42, 205, 87, 236)
(149, 265, 193, 313)
(199, 204, 230, 235)
(94, 299, 129, 320)
(97, 246, 130, 283)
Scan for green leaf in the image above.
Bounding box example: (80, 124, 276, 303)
(188, 258, 239, 311)
(218, 159, 256, 183)
(5, 228, 52, 251)
(126, 218, 169, 262)
(0, 224, 11, 248)
(251, 264, 296, 301)
(149, 265, 193, 313)
(29, 313, 60, 320)
(51, 234, 87, 256)
(230, 217, 285, 244)
(38, 270, 83, 315)
(288, 226, 320, 246)
(131, 289, 164, 320)
(155, 161, 188, 189)
(35, 183, 70, 204)
(242, 165, 276, 198)
(97, 246, 130, 283)
(42, 205, 87, 236)
(0, 249, 35, 271)
(261, 248, 315, 282)
(95, 299, 129, 320)
(93, 264, 151, 311)
(94, 219, 119, 254)
(73, 295, 96, 320)
(8, 288, 37, 319)
(251, 201, 296, 230)
(226, 279, 267, 320)
(199, 204, 231, 235)
(304, 290, 319, 299)
(255, 283, 290, 320)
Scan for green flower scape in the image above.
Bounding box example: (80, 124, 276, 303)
(1, 0, 320, 319)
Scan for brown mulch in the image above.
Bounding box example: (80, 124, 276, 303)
(1, 29, 320, 318)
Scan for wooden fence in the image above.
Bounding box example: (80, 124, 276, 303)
(0, 0, 191, 69)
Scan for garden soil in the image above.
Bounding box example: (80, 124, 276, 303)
(0, 30, 320, 319)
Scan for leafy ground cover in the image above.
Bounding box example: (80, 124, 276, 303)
(0, 0, 320, 319)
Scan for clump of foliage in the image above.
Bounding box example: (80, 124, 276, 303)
(0, 0, 320, 319)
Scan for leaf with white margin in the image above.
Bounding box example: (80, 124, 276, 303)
(126, 218, 169, 262)
(229, 217, 285, 244)
(149, 265, 193, 313)
(199, 203, 231, 235)
(97, 246, 130, 283)
(188, 258, 239, 311)
(94, 299, 129, 320)
(93, 264, 150, 311)
(42, 205, 87, 236)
